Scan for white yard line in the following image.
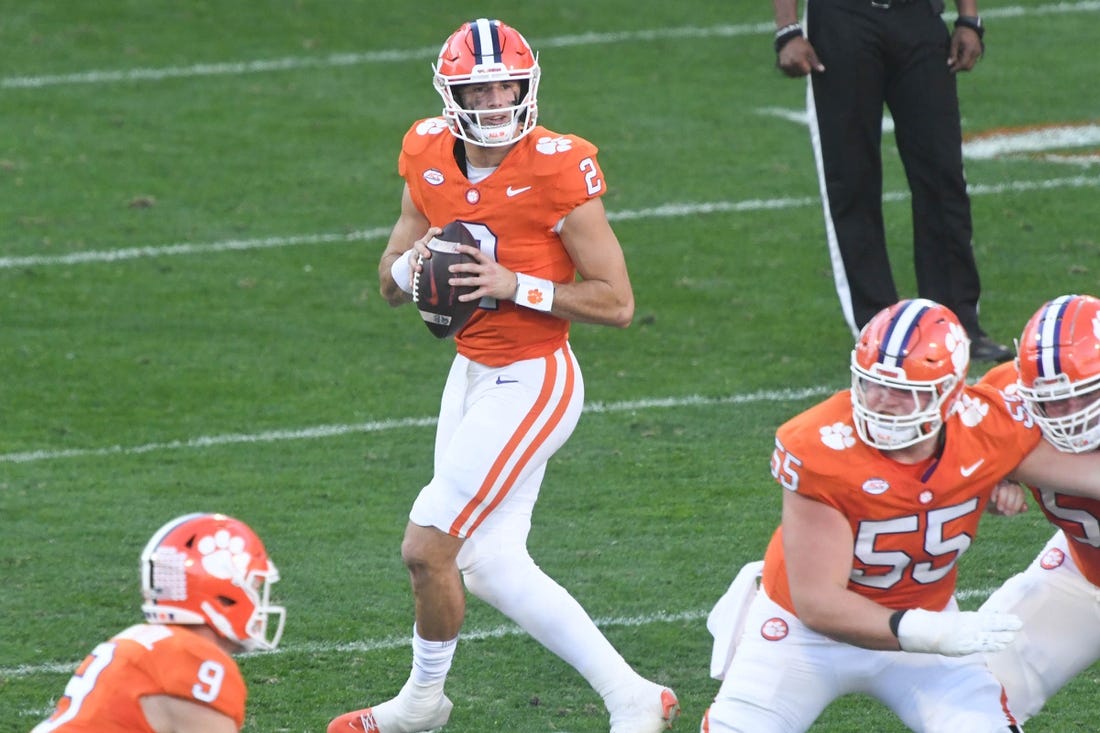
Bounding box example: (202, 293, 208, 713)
(2, 2, 1098, 90)
(2, 174, 1098, 270)
(5, 594, 1010, 682)
(0, 387, 835, 464)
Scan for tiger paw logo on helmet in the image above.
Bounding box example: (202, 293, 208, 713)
(197, 528, 252, 580)
(945, 321, 970, 373)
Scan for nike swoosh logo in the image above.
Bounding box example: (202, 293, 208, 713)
(506, 185, 532, 197)
(495, 376, 519, 385)
(960, 459, 985, 477)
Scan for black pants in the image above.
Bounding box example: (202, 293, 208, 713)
(806, 0, 984, 337)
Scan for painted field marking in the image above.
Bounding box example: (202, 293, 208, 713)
(2, 2, 1098, 89)
(2, 589, 1002, 682)
(2, 174, 1098, 271)
(0, 387, 836, 464)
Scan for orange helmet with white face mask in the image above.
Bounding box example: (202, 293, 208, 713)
(1016, 294, 1100, 453)
(432, 18, 540, 147)
(850, 299, 970, 450)
(140, 513, 286, 652)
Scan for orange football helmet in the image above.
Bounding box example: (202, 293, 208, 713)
(1016, 294, 1100, 453)
(140, 513, 286, 652)
(432, 18, 540, 147)
(851, 299, 970, 450)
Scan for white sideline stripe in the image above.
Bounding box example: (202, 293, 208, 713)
(2, 2, 1097, 90)
(0, 387, 835, 464)
(2, 590, 1005, 680)
(3, 174, 1099, 270)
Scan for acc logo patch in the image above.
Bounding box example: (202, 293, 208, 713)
(422, 168, 444, 186)
(761, 617, 789, 641)
(1040, 547, 1066, 570)
(862, 478, 890, 495)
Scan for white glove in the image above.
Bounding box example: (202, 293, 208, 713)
(896, 608, 1022, 656)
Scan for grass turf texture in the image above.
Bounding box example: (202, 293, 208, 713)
(3, 1, 1100, 731)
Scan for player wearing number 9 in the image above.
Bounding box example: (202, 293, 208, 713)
(32, 513, 286, 733)
(702, 298, 1100, 733)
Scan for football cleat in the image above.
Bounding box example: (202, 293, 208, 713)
(609, 683, 681, 733)
(327, 690, 453, 733)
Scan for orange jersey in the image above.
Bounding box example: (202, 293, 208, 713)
(981, 362, 1100, 586)
(762, 386, 1041, 614)
(32, 624, 245, 732)
(399, 119, 605, 366)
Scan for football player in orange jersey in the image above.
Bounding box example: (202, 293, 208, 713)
(979, 294, 1100, 723)
(701, 298, 1100, 733)
(326, 17, 677, 733)
(32, 513, 285, 733)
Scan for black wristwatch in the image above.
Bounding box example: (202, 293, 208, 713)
(954, 15, 984, 39)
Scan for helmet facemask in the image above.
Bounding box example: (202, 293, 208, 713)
(851, 360, 959, 450)
(1018, 369, 1100, 453)
(437, 77, 538, 147)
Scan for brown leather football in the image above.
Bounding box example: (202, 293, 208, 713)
(413, 221, 480, 339)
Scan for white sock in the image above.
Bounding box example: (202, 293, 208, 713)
(462, 551, 641, 702)
(409, 625, 457, 689)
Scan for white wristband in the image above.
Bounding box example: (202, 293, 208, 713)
(390, 251, 415, 295)
(513, 272, 555, 312)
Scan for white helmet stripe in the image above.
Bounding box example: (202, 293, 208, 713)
(880, 299, 932, 368)
(471, 18, 500, 64)
(1037, 294, 1073, 378)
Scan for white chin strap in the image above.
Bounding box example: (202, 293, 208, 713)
(469, 117, 517, 146)
(866, 421, 920, 449)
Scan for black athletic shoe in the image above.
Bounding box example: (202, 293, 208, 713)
(970, 334, 1013, 363)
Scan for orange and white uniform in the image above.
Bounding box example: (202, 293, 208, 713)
(763, 386, 1039, 614)
(32, 623, 245, 732)
(400, 117, 602, 541)
(401, 117, 599, 366)
(980, 362, 1100, 722)
(708, 385, 1038, 732)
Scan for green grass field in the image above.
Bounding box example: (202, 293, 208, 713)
(3, 1, 1099, 731)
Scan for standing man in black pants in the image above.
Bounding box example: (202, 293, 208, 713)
(771, 0, 1012, 362)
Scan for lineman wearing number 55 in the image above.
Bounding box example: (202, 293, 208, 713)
(702, 298, 1100, 732)
(326, 17, 678, 733)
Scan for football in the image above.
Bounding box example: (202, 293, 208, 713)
(413, 221, 480, 339)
